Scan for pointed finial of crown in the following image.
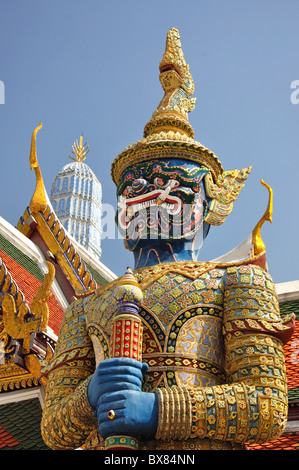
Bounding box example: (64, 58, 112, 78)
(159, 27, 195, 96)
(69, 135, 90, 162)
(143, 28, 196, 140)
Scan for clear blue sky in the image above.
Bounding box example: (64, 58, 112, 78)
(0, 0, 298, 284)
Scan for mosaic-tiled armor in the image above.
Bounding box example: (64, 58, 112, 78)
(41, 28, 294, 450)
(41, 261, 293, 450)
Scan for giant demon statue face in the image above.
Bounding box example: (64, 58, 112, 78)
(116, 158, 211, 252)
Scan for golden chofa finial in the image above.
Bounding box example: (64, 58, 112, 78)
(69, 135, 90, 162)
(252, 180, 273, 256)
(29, 122, 48, 214)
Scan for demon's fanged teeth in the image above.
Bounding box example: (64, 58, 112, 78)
(118, 188, 182, 230)
(125, 199, 177, 223)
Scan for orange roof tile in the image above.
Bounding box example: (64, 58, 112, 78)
(0, 424, 20, 449)
(284, 320, 299, 389)
(248, 434, 299, 450)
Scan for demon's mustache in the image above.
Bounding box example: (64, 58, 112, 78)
(117, 187, 181, 229)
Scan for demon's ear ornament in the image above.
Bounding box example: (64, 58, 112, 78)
(204, 166, 252, 226)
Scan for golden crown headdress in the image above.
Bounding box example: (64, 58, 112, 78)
(111, 28, 251, 226)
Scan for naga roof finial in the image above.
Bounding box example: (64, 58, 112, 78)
(69, 135, 90, 162)
(29, 122, 48, 214)
(252, 180, 273, 255)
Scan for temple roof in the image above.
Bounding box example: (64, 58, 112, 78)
(280, 299, 299, 391)
(248, 434, 299, 450)
(0, 398, 49, 450)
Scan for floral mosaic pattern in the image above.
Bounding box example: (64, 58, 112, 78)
(41, 261, 293, 449)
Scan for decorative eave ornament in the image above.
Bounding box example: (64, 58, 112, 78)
(0, 254, 55, 387)
(19, 124, 97, 299)
(1, 260, 55, 353)
(111, 28, 251, 227)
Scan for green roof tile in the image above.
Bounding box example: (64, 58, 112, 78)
(0, 398, 51, 450)
(0, 233, 43, 282)
(85, 261, 108, 287)
(279, 300, 299, 320)
(288, 387, 299, 402)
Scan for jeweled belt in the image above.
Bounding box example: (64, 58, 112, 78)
(143, 352, 226, 381)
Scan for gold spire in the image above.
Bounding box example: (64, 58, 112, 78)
(159, 27, 195, 97)
(143, 28, 196, 139)
(69, 135, 90, 162)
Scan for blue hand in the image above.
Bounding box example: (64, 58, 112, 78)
(97, 389, 159, 439)
(87, 357, 148, 410)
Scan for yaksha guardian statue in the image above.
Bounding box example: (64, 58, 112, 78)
(41, 28, 294, 450)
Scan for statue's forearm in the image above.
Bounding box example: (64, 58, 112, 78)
(191, 332, 288, 443)
(155, 332, 288, 444)
(156, 336, 288, 443)
(41, 369, 97, 449)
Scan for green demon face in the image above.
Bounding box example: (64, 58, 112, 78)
(116, 158, 210, 251)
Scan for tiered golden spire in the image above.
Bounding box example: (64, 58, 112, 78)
(111, 28, 224, 187)
(143, 27, 196, 140)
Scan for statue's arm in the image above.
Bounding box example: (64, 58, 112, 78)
(41, 297, 97, 449)
(155, 265, 294, 445)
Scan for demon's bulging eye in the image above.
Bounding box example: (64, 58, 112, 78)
(154, 177, 169, 188)
(153, 177, 180, 189)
